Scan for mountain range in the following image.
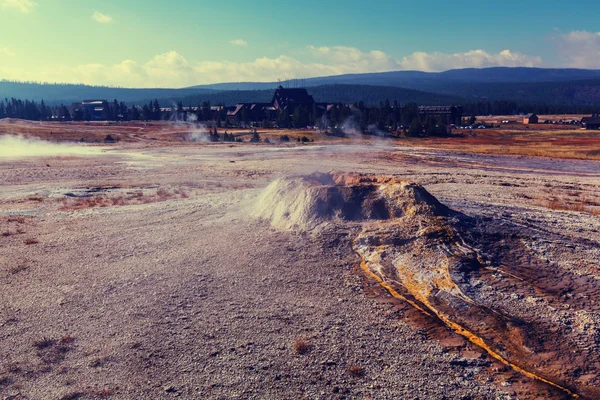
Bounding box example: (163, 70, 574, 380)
(190, 67, 600, 91)
(2, 67, 600, 108)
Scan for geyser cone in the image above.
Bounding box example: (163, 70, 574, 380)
(252, 171, 449, 231)
(255, 171, 597, 398)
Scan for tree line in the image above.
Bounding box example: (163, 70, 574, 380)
(462, 100, 600, 117)
(272, 101, 450, 137)
(0, 98, 167, 122)
(0, 97, 456, 137)
(2, 96, 598, 137)
(0, 98, 60, 121)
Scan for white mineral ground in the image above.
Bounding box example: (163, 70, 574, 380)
(1, 140, 600, 399)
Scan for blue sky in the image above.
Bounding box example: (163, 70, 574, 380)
(0, 0, 599, 87)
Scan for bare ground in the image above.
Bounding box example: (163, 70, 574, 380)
(2, 141, 600, 399)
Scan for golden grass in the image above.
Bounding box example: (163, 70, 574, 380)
(346, 365, 364, 377)
(7, 264, 28, 274)
(6, 215, 27, 223)
(538, 197, 600, 216)
(90, 388, 114, 398)
(26, 195, 45, 202)
(396, 129, 600, 161)
(59, 188, 189, 211)
(293, 337, 310, 355)
(453, 144, 600, 161)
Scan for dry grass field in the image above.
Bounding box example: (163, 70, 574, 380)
(3, 118, 600, 162)
(399, 126, 600, 161)
(0, 119, 321, 144)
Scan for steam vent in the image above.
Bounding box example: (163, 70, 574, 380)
(255, 172, 600, 399)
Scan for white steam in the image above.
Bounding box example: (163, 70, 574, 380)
(0, 135, 104, 158)
(366, 124, 387, 137)
(340, 116, 362, 136)
(188, 124, 210, 142)
(167, 105, 211, 142)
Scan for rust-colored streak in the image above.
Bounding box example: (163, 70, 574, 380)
(356, 254, 580, 399)
(431, 307, 579, 398)
(358, 259, 432, 317)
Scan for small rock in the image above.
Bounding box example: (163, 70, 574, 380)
(163, 385, 177, 393)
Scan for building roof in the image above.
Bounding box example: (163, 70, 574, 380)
(82, 100, 108, 105)
(272, 85, 315, 110)
(227, 104, 246, 117)
(419, 106, 461, 113)
(227, 103, 275, 117)
(524, 113, 537, 118)
(249, 103, 271, 111)
(582, 116, 600, 125)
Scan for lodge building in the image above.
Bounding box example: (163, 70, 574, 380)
(418, 106, 463, 125)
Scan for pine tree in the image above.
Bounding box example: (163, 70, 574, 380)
(407, 116, 422, 137)
(142, 104, 151, 121)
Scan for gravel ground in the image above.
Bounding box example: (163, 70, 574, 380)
(2, 141, 600, 399)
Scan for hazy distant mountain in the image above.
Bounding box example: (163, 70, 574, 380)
(0, 81, 217, 105)
(3, 67, 600, 107)
(171, 84, 463, 107)
(186, 67, 600, 106)
(189, 67, 600, 91)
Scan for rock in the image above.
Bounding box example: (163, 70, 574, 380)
(163, 385, 177, 393)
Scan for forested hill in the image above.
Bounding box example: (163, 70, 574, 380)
(0, 81, 462, 107)
(171, 85, 463, 107)
(4, 72, 600, 111)
(184, 80, 600, 108)
(0, 81, 216, 105)
(192, 67, 600, 91)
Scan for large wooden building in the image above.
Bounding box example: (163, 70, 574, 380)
(74, 100, 109, 121)
(228, 86, 322, 123)
(418, 106, 463, 124)
(523, 113, 539, 125)
(581, 114, 600, 130)
(271, 86, 316, 113)
(226, 103, 276, 122)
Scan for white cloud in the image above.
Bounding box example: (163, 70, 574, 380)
(92, 11, 113, 24)
(553, 31, 600, 68)
(306, 46, 542, 73)
(229, 39, 248, 47)
(0, 47, 15, 57)
(308, 46, 400, 72)
(1, 0, 37, 13)
(0, 46, 544, 88)
(399, 49, 542, 71)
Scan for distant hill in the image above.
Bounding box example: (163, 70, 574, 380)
(0, 81, 462, 107)
(188, 67, 600, 106)
(190, 67, 600, 91)
(170, 84, 463, 107)
(427, 79, 600, 105)
(0, 81, 217, 105)
(4, 67, 600, 108)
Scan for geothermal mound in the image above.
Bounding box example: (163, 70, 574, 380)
(252, 171, 449, 230)
(256, 172, 599, 399)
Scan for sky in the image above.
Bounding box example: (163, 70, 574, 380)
(0, 0, 599, 88)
